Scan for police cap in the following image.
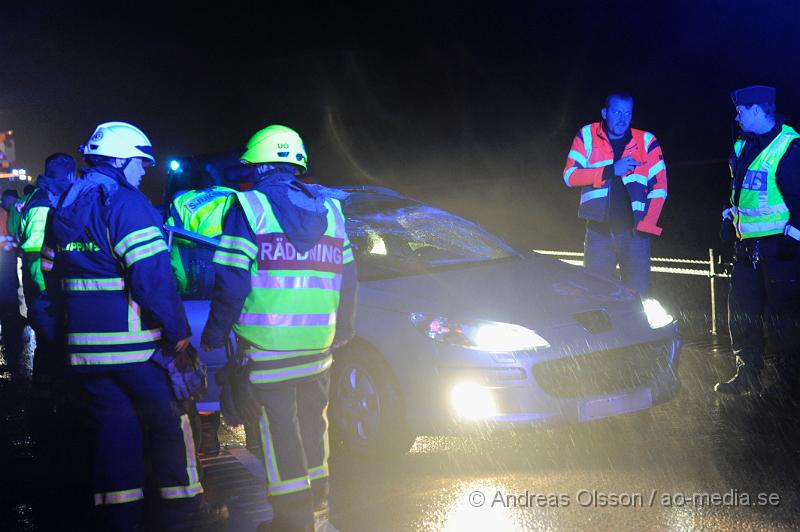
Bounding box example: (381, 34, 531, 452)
(731, 85, 776, 107)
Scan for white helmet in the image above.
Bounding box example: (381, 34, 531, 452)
(81, 121, 155, 165)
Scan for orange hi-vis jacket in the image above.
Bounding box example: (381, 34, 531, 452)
(562, 122, 668, 236)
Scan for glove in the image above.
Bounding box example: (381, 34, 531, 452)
(151, 344, 208, 402)
(215, 360, 261, 427)
(776, 234, 799, 261)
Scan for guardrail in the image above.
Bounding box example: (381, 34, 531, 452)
(533, 248, 731, 335)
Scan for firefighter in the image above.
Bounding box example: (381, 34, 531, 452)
(16, 153, 76, 379)
(716, 86, 800, 398)
(42, 121, 221, 531)
(201, 124, 357, 532)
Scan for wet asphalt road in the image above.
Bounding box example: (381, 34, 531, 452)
(322, 335, 800, 532)
(2, 331, 799, 531)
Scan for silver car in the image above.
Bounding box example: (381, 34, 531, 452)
(178, 185, 681, 456)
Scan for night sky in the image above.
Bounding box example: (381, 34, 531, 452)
(3, 1, 800, 256)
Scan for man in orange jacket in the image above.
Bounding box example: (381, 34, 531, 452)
(562, 91, 668, 295)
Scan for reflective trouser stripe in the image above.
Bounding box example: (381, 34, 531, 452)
(259, 406, 282, 483)
(268, 477, 312, 497)
(94, 488, 144, 505)
(160, 414, 203, 499)
(258, 406, 313, 497)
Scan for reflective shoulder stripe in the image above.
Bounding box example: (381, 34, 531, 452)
(238, 191, 270, 234)
(327, 198, 346, 239)
(580, 188, 608, 203)
(643, 131, 654, 150)
(734, 139, 745, 158)
(581, 125, 593, 161)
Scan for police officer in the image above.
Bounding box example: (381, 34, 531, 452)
(201, 125, 357, 532)
(16, 153, 76, 379)
(43, 121, 218, 531)
(716, 86, 800, 398)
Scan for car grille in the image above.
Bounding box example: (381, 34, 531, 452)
(532, 341, 673, 398)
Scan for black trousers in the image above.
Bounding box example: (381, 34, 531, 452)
(728, 240, 800, 374)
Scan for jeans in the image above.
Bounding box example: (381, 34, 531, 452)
(584, 226, 652, 296)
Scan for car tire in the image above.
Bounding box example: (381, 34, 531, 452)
(330, 340, 416, 457)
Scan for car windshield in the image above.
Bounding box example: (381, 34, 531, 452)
(344, 197, 520, 280)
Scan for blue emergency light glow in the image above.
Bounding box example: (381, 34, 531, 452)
(169, 160, 181, 172)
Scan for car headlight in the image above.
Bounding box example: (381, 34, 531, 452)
(409, 313, 550, 352)
(642, 298, 673, 329)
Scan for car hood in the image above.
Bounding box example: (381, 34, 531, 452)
(359, 253, 639, 329)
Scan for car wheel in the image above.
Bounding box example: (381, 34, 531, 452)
(330, 341, 416, 457)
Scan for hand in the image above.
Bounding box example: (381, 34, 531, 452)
(201, 343, 216, 352)
(613, 156, 643, 177)
(174, 337, 191, 352)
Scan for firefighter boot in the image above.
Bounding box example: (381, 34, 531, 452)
(714, 360, 763, 395)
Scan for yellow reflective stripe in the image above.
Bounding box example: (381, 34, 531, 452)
(114, 226, 162, 256)
(160, 482, 204, 499)
(249, 356, 332, 384)
(259, 407, 281, 483)
(69, 349, 154, 366)
(219, 235, 257, 259)
(124, 240, 168, 268)
(61, 277, 126, 291)
(267, 476, 311, 496)
(67, 329, 161, 345)
(94, 488, 144, 505)
(213, 249, 251, 270)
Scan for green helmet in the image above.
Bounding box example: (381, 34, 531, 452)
(240, 125, 307, 172)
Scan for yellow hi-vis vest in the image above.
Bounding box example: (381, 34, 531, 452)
(731, 124, 800, 239)
(226, 190, 354, 385)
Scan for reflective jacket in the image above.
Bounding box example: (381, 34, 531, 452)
(15, 188, 51, 299)
(165, 186, 235, 293)
(42, 165, 190, 368)
(202, 181, 356, 386)
(730, 124, 800, 240)
(562, 122, 668, 235)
